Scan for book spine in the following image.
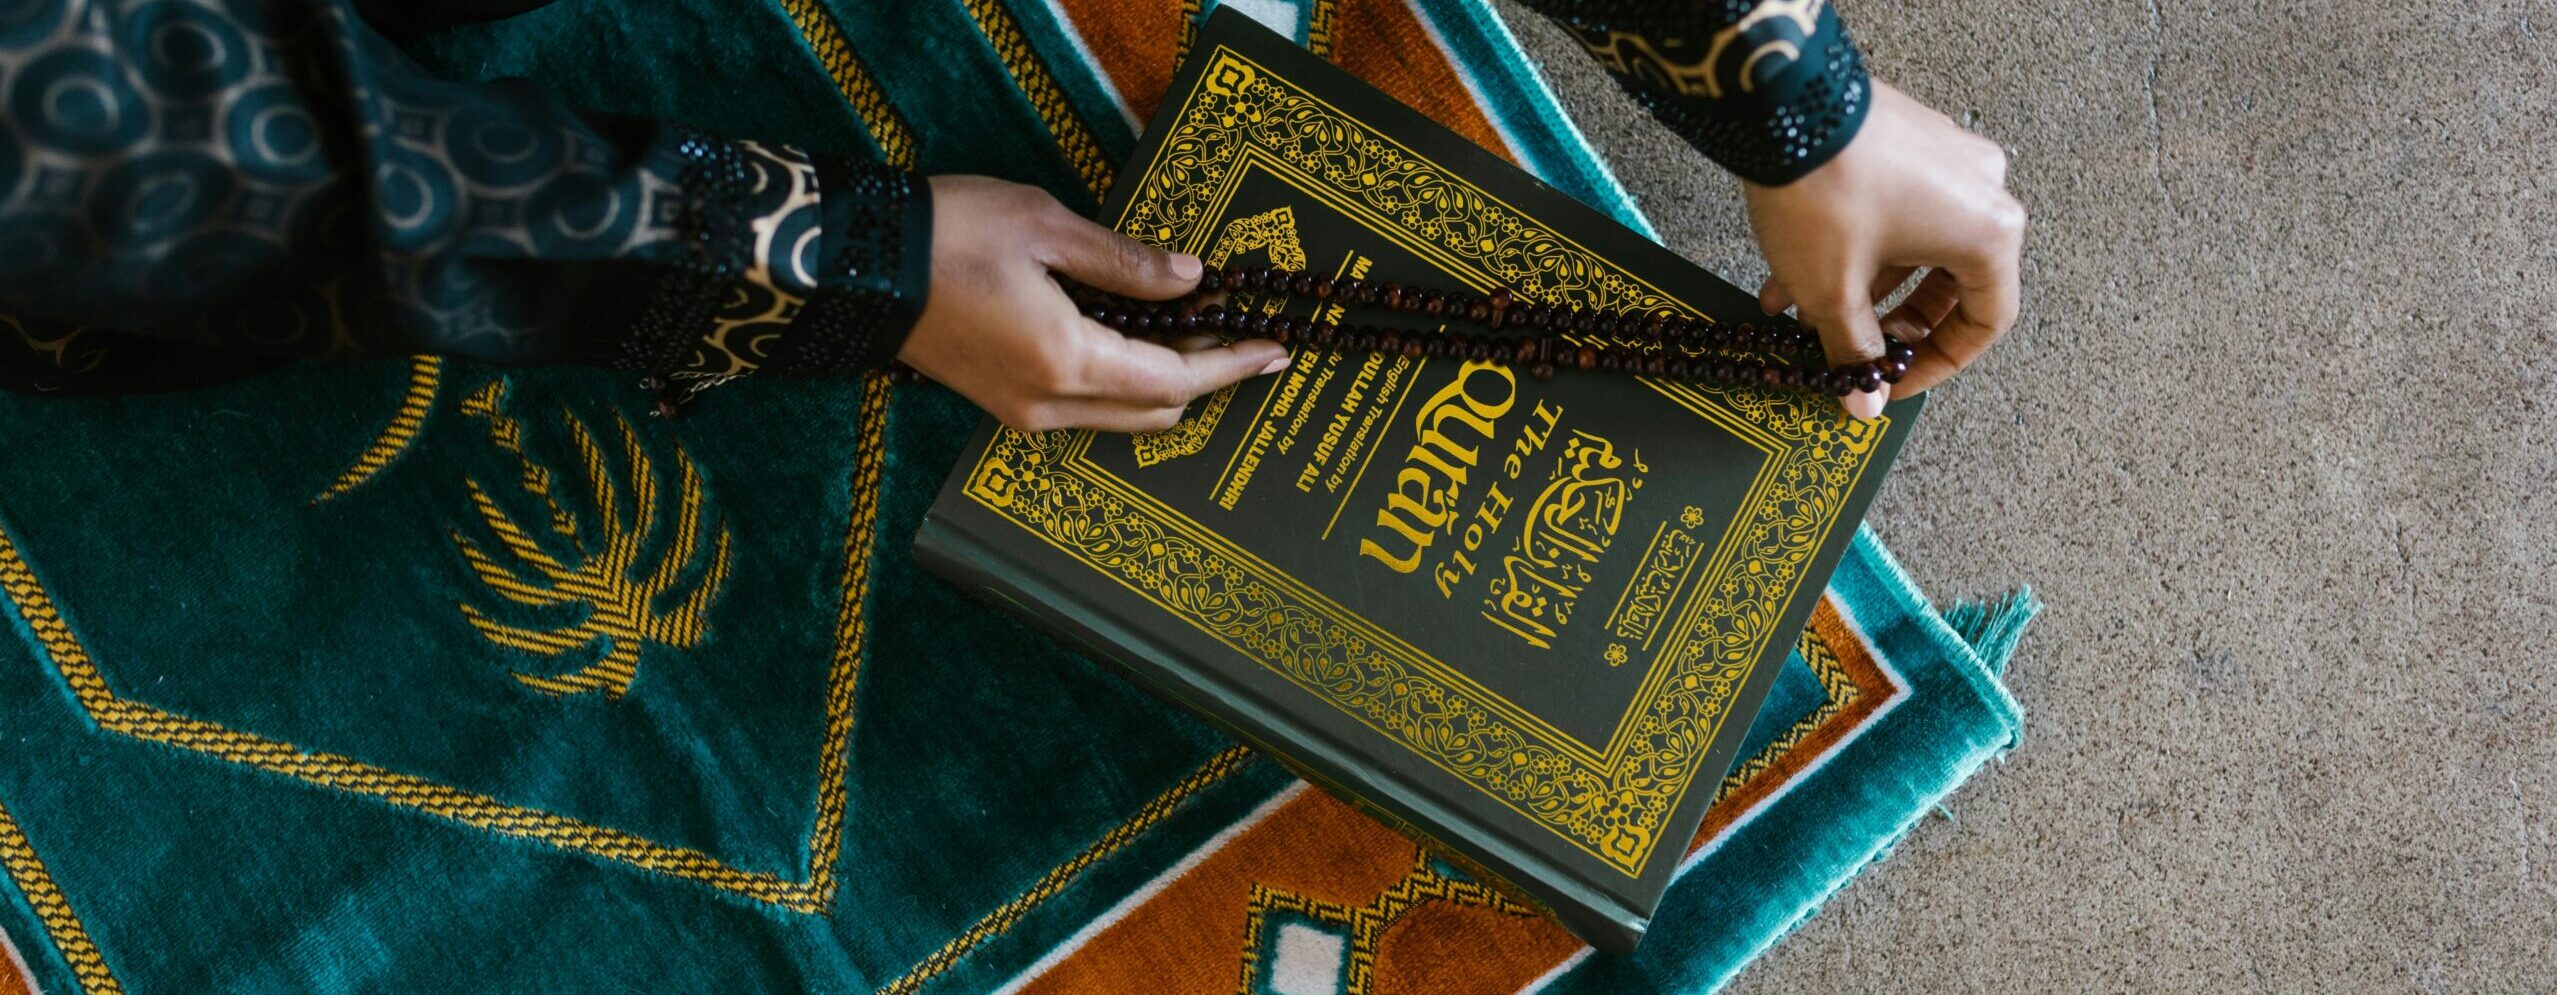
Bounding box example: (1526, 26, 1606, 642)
(911, 508, 1644, 953)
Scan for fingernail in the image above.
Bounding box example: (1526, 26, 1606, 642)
(1172, 254, 1202, 280)
(1841, 389, 1886, 421)
(1259, 355, 1291, 375)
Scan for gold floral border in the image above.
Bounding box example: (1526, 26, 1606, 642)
(962, 49, 1887, 876)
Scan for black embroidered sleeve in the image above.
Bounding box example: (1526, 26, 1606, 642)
(0, 0, 929, 397)
(1521, 0, 1873, 186)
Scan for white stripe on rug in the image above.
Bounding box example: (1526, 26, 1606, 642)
(991, 780, 1312, 995)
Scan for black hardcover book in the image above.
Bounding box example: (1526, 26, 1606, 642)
(914, 9, 1921, 953)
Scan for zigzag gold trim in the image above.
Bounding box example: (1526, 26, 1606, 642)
(805, 384, 893, 902)
(1710, 618, 1858, 798)
(1306, 0, 1340, 57)
(311, 355, 443, 506)
(0, 797, 120, 995)
(1175, 0, 1204, 67)
(1237, 849, 1537, 995)
(962, 0, 1114, 199)
(0, 382, 897, 916)
(780, 0, 920, 169)
(875, 744, 1256, 995)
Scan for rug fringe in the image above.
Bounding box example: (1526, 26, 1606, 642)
(1941, 586, 2041, 678)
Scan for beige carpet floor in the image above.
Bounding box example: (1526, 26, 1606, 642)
(1503, 1, 2557, 991)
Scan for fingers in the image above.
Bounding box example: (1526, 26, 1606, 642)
(1035, 201, 1203, 301)
(1868, 266, 1917, 304)
(1893, 205, 2023, 396)
(1891, 278, 2011, 396)
(1795, 283, 1890, 421)
(1044, 401, 1199, 434)
(1081, 331, 1288, 406)
(1006, 332, 1286, 433)
(1879, 269, 1959, 343)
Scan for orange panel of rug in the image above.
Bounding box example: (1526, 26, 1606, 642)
(1012, 787, 1584, 993)
(1688, 598, 1898, 856)
(0, 928, 32, 995)
(1051, 0, 1517, 165)
(1052, 0, 1187, 121)
(1330, 0, 1517, 164)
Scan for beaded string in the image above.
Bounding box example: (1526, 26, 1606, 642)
(879, 265, 1915, 396)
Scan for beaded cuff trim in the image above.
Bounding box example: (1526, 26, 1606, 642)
(1540, 0, 1872, 185)
(621, 132, 751, 374)
(764, 162, 929, 376)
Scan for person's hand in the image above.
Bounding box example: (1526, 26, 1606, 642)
(1743, 79, 2025, 419)
(897, 176, 1289, 432)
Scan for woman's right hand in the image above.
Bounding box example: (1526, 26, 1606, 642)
(897, 176, 1289, 432)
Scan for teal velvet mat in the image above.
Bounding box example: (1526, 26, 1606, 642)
(0, 3, 2030, 991)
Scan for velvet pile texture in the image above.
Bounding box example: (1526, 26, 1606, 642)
(0, 2, 2032, 992)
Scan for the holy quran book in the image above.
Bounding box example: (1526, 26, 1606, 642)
(913, 8, 1920, 953)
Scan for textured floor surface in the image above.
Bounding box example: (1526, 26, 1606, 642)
(1502, 1, 2557, 991)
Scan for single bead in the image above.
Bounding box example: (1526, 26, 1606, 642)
(1529, 360, 1557, 380)
(1196, 266, 1223, 294)
(1378, 332, 1402, 356)
(1489, 287, 1514, 312)
(1269, 322, 1294, 345)
(1574, 346, 1598, 371)
(1423, 292, 1447, 318)
(1643, 354, 1669, 376)
(1571, 309, 1596, 334)
(1288, 272, 1315, 297)
(1857, 366, 1885, 392)
(1336, 278, 1364, 300)
(1402, 336, 1425, 360)
(1465, 300, 1490, 325)
(1269, 317, 1297, 339)
(1310, 276, 1335, 300)
(1466, 338, 1494, 362)
(1512, 339, 1540, 365)
(1221, 268, 1248, 291)
(1380, 283, 1403, 310)
(1667, 358, 1694, 380)
(1880, 357, 1910, 383)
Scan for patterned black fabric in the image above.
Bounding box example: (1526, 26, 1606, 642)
(0, 0, 1867, 397)
(1522, 0, 1871, 185)
(0, 0, 926, 396)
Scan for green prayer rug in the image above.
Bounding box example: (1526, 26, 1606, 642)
(0, 2, 2035, 992)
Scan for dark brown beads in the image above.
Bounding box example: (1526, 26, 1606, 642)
(1038, 271, 1882, 399)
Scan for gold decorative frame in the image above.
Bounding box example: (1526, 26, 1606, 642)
(959, 49, 1890, 877)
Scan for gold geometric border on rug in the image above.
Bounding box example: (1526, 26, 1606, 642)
(0, 793, 119, 995)
(991, 594, 1901, 994)
(0, 385, 891, 916)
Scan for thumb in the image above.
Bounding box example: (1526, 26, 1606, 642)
(1798, 289, 1889, 422)
(1758, 277, 1793, 315)
(1040, 213, 1203, 301)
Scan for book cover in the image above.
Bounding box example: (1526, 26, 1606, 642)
(913, 8, 1921, 953)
